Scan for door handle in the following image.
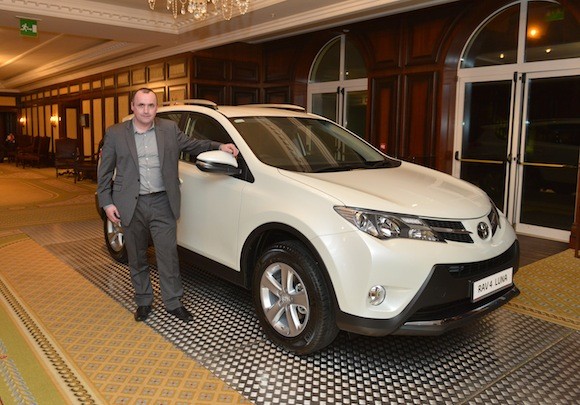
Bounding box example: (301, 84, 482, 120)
(519, 161, 578, 169)
(454, 151, 505, 165)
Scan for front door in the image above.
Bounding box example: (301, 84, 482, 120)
(455, 70, 580, 242)
(310, 86, 367, 137)
(514, 72, 579, 240)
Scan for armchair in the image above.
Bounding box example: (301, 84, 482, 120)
(17, 136, 50, 168)
(74, 152, 98, 182)
(54, 138, 78, 177)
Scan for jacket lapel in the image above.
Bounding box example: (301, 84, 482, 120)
(155, 118, 165, 169)
(124, 120, 139, 169)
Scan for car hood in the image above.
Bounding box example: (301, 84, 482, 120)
(280, 162, 490, 219)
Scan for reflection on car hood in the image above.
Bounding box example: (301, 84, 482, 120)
(281, 162, 490, 219)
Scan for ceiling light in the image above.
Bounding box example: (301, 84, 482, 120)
(527, 26, 541, 39)
(148, 0, 250, 20)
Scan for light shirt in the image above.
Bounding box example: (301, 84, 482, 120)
(134, 121, 165, 195)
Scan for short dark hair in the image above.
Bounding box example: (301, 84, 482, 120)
(132, 87, 156, 102)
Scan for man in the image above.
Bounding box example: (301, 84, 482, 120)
(97, 88, 238, 322)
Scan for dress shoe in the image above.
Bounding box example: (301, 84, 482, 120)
(134, 305, 152, 322)
(167, 306, 193, 322)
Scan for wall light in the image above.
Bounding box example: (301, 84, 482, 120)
(50, 115, 59, 127)
(19, 116, 26, 126)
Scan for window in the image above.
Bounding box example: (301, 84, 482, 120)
(460, 1, 580, 68)
(180, 113, 231, 162)
(308, 35, 368, 137)
(461, 5, 520, 68)
(525, 2, 580, 62)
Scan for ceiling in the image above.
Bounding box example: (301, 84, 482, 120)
(0, 0, 453, 93)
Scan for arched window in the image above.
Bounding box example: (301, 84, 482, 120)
(461, 0, 580, 68)
(308, 35, 368, 137)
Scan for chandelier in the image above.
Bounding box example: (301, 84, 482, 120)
(148, 0, 250, 20)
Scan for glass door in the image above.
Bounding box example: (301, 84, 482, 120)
(454, 77, 515, 212)
(455, 70, 580, 242)
(308, 35, 368, 138)
(514, 72, 580, 240)
(455, 0, 580, 242)
(311, 86, 367, 137)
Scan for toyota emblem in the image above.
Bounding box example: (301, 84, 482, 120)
(477, 222, 490, 239)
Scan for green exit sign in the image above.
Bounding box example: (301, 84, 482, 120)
(20, 18, 38, 37)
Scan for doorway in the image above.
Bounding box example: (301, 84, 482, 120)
(453, 1, 580, 242)
(455, 71, 579, 242)
(308, 35, 368, 138)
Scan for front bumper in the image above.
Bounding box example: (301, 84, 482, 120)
(336, 240, 520, 336)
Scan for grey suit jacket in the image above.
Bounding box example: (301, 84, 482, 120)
(97, 117, 220, 225)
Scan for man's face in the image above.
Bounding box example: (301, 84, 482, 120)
(131, 91, 158, 129)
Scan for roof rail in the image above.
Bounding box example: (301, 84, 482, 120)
(241, 103, 306, 112)
(162, 99, 218, 109)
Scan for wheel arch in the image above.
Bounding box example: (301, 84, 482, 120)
(240, 222, 340, 311)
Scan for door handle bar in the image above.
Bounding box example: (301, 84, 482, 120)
(454, 151, 505, 165)
(519, 161, 578, 169)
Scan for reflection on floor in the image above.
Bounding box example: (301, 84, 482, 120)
(2, 219, 576, 404)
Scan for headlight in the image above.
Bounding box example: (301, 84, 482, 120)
(334, 206, 445, 242)
(488, 199, 501, 236)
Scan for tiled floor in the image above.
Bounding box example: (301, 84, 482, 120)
(17, 219, 579, 404)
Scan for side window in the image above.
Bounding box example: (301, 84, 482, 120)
(181, 113, 233, 162)
(157, 112, 183, 126)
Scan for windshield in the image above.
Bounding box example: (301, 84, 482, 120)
(230, 116, 400, 172)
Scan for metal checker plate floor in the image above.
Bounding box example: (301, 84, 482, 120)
(24, 220, 579, 404)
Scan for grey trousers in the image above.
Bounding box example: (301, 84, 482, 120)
(123, 192, 184, 311)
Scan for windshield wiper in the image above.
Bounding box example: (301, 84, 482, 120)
(366, 160, 394, 168)
(314, 164, 368, 173)
(313, 159, 399, 172)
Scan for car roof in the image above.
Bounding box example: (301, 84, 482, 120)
(157, 102, 318, 119)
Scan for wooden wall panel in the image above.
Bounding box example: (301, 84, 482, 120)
(32, 106, 39, 136)
(168, 59, 188, 79)
(366, 21, 401, 69)
(265, 87, 290, 104)
(371, 76, 399, 155)
(43, 106, 51, 140)
(117, 94, 130, 123)
(92, 99, 102, 146)
(402, 73, 436, 167)
(264, 47, 294, 82)
(195, 85, 226, 104)
(195, 58, 227, 81)
(104, 97, 115, 130)
(232, 87, 259, 105)
(405, 13, 452, 66)
(39, 105, 46, 137)
(232, 62, 259, 83)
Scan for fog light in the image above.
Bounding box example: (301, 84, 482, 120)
(368, 285, 386, 306)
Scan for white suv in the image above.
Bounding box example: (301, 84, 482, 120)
(99, 101, 520, 354)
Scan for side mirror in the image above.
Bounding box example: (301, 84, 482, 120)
(196, 150, 241, 176)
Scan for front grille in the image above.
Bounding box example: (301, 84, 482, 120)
(406, 240, 520, 321)
(422, 219, 473, 243)
(446, 241, 519, 279)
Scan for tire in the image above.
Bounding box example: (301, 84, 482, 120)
(103, 218, 128, 264)
(253, 240, 339, 355)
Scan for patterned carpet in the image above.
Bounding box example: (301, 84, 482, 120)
(0, 164, 578, 404)
(0, 165, 249, 405)
(507, 249, 579, 329)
